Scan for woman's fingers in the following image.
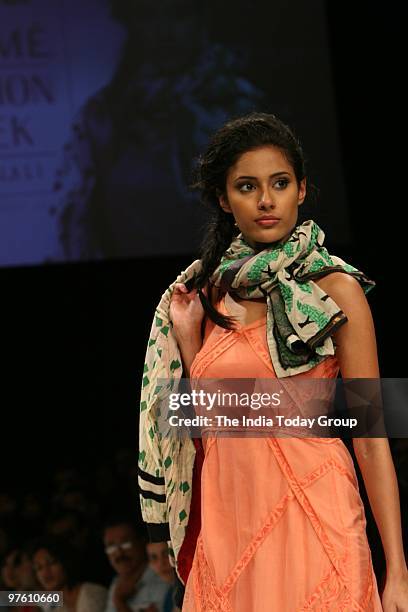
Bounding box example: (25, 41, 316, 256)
(173, 283, 187, 294)
(173, 282, 206, 300)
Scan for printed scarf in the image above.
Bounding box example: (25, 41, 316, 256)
(209, 218, 375, 377)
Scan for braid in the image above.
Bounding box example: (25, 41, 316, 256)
(194, 207, 238, 330)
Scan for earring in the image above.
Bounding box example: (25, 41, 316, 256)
(234, 221, 239, 227)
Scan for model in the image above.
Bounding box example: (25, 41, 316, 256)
(138, 112, 408, 611)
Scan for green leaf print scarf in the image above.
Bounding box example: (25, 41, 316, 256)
(209, 218, 375, 377)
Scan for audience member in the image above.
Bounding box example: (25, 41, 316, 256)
(103, 517, 168, 612)
(31, 536, 107, 612)
(146, 543, 177, 612)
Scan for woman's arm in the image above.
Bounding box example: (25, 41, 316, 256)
(175, 329, 203, 378)
(170, 283, 205, 378)
(316, 272, 408, 607)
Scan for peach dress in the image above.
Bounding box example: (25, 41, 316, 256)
(181, 295, 383, 611)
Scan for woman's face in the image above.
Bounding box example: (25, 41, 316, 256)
(219, 145, 306, 249)
(32, 549, 66, 591)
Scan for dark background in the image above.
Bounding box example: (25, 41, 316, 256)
(0, 3, 406, 586)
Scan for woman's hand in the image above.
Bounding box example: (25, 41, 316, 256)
(169, 283, 206, 341)
(381, 569, 408, 611)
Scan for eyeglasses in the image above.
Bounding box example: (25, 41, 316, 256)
(104, 540, 134, 556)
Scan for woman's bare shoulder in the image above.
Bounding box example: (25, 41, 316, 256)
(314, 271, 364, 299)
(314, 272, 372, 325)
(313, 273, 379, 378)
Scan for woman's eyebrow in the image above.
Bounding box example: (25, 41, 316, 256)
(233, 171, 290, 181)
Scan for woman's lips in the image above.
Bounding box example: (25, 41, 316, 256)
(255, 218, 280, 226)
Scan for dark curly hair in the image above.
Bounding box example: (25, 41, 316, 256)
(29, 536, 84, 589)
(188, 111, 318, 330)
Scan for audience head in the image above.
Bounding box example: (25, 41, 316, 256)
(1, 547, 20, 589)
(45, 509, 91, 551)
(146, 542, 174, 584)
(30, 536, 83, 591)
(14, 544, 41, 589)
(102, 515, 147, 577)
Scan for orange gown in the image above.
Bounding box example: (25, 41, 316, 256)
(181, 295, 383, 611)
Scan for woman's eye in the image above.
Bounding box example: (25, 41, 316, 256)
(275, 178, 289, 189)
(238, 183, 254, 192)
